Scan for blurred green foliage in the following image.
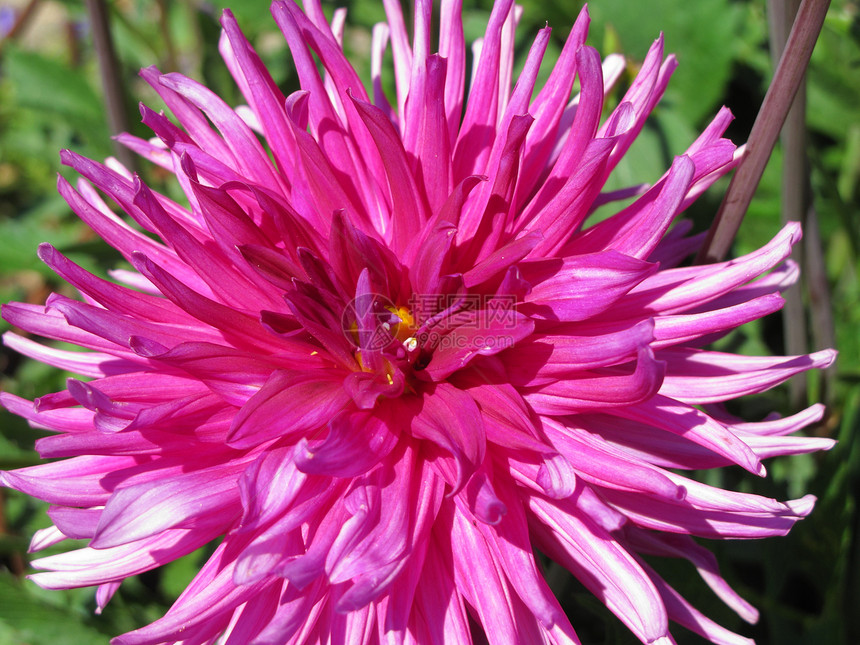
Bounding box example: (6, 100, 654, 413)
(1, 0, 858, 643)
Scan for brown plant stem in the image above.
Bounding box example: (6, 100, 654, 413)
(0, 0, 40, 54)
(85, 0, 136, 172)
(696, 0, 830, 264)
(156, 0, 178, 73)
(804, 204, 837, 402)
(0, 490, 26, 576)
(769, 0, 809, 406)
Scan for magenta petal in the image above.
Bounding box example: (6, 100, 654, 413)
(30, 527, 217, 590)
(47, 506, 100, 540)
(406, 54, 454, 214)
(3, 332, 135, 379)
(47, 291, 220, 352)
(524, 346, 665, 413)
(456, 112, 534, 257)
(463, 470, 507, 526)
(410, 538, 473, 644)
(423, 310, 535, 381)
(219, 9, 294, 175)
(625, 528, 759, 624)
(504, 319, 655, 385)
(520, 137, 615, 258)
(91, 460, 246, 548)
(659, 348, 837, 404)
(566, 154, 695, 260)
(233, 524, 303, 586)
(452, 0, 515, 179)
(111, 540, 272, 645)
(1, 3, 835, 644)
(133, 340, 323, 407)
(237, 444, 311, 529)
(603, 486, 815, 539)
(348, 91, 429, 253)
(652, 293, 785, 348)
(617, 222, 802, 317)
(461, 231, 542, 288)
(445, 503, 521, 643)
(295, 407, 401, 477)
(220, 584, 283, 645)
(464, 477, 569, 630)
(131, 252, 284, 354)
(411, 384, 486, 493)
(522, 250, 658, 321)
(227, 370, 350, 449)
(132, 177, 276, 311)
(542, 418, 686, 501)
(529, 497, 671, 644)
(641, 559, 756, 645)
(37, 244, 193, 326)
(375, 455, 444, 633)
(463, 380, 548, 452)
(516, 8, 590, 205)
(95, 581, 121, 615)
(535, 453, 578, 499)
(405, 173, 482, 283)
(157, 72, 283, 190)
(711, 402, 825, 437)
(28, 526, 67, 553)
(1, 456, 129, 507)
(611, 396, 766, 476)
(1, 391, 94, 434)
(250, 578, 325, 644)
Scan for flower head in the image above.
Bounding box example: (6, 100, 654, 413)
(1, 2, 835, 644)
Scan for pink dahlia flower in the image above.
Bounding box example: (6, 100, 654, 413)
(1, 2, 836, 644)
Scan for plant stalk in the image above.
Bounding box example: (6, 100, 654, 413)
(696, 0, 830, 263)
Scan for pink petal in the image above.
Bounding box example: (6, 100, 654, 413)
(523, 347, 665, 413)
(227, 369, 350, 449)
(410, 384, 486, 493)
(658, 348, 837, 404)
(503, 319, 655, 385)
(295, 407, 401, 478)
(529, 496, 670, 644)
(91, 460, 246, 548)
(522, 250, 658, 321)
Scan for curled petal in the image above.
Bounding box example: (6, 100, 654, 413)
(521, 250, 658, 321)
(523, 347, 665, 414)
(411, 384, 486, 493)
(295, 407, 401, 478)
(227, 370, 350, 449)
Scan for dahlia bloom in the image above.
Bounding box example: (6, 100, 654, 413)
(1, 1, 836, 644)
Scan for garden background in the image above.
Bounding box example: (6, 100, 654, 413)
(0, 0, 858, 643)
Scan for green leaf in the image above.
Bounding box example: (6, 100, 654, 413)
(585, 0, 744, 125)
(0, 575, 111, 645)
(0, 198, 81, 276)
(3, 47, 107, 136)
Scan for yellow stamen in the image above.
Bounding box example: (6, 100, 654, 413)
(387, 305, 416, 343)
